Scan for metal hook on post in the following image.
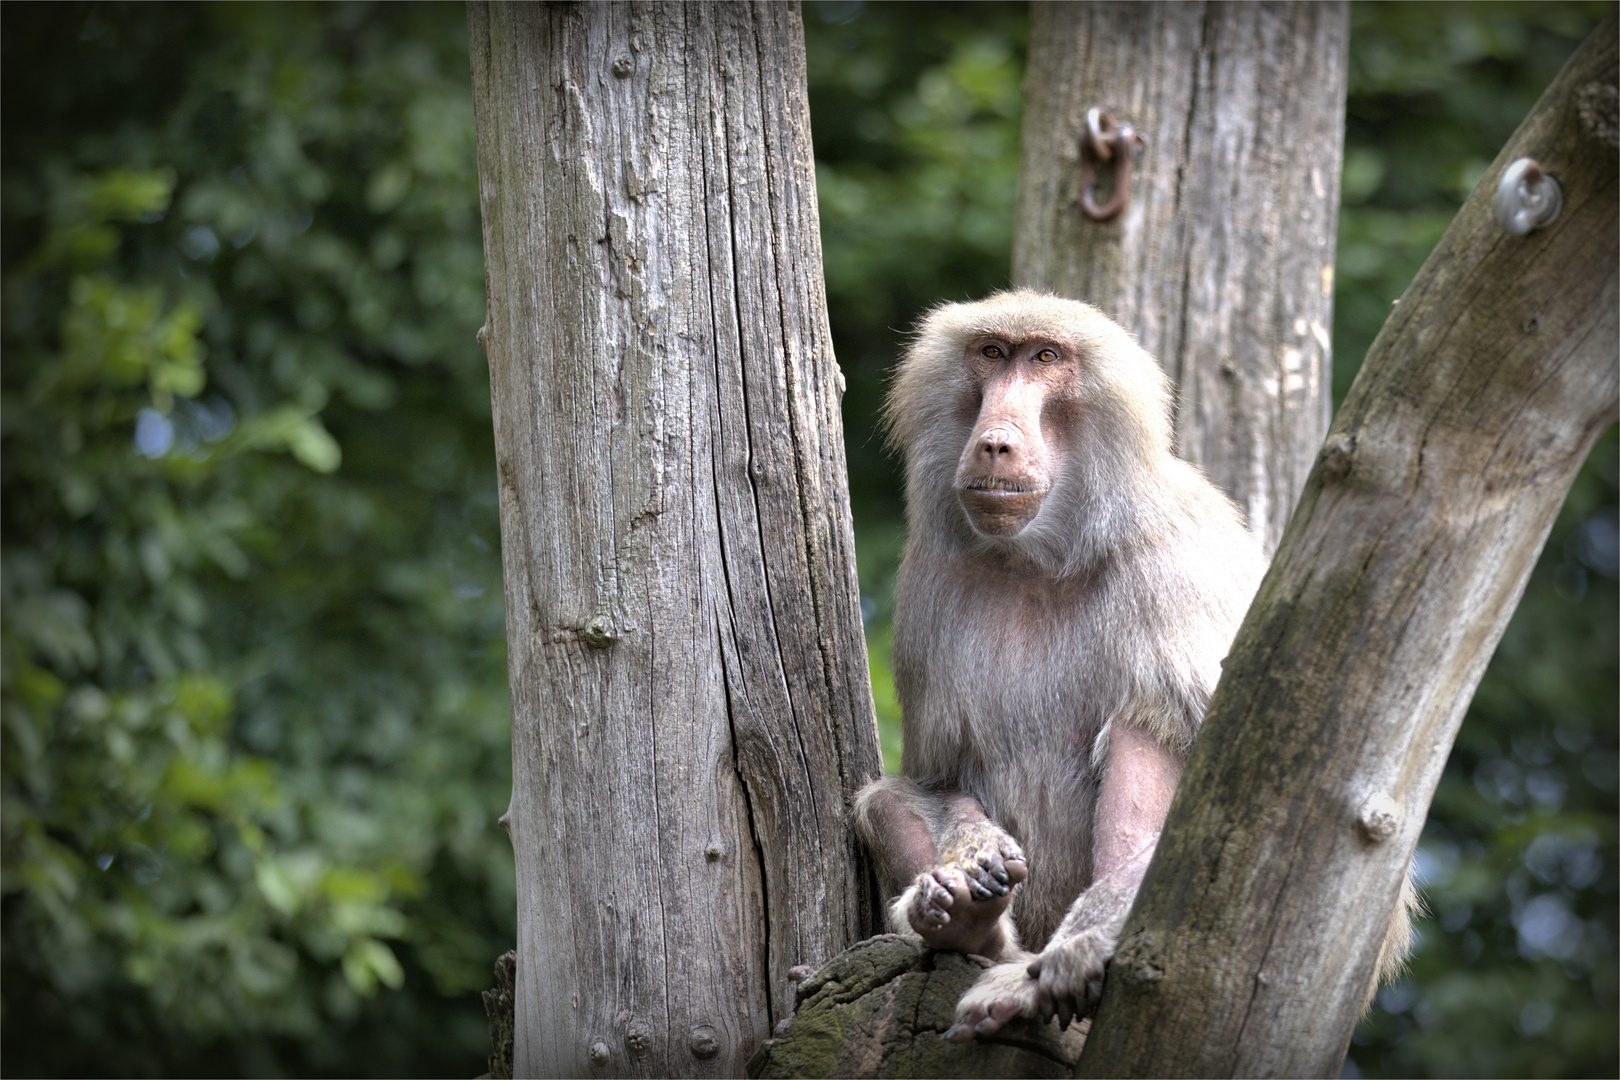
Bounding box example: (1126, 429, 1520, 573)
(1077, 106, 1146, 223)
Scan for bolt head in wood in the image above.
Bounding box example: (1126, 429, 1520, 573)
(1495, 158, 1563, 235)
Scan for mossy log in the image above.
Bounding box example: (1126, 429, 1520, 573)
(748, 936, 1085, 1079)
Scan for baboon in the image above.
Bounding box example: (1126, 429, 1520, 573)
(854, 290, 1410, 1040)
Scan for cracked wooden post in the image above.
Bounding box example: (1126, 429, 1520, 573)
(1015, 1, 1349, 555)
(468, 3, 883, 1074)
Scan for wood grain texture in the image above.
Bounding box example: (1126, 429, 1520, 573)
(468, 3, 883, 1075)
(1015, 1, 1347, 554)
(1078, 14, 1618, 1077)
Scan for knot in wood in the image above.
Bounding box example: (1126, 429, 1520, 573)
(611, 55, 633, 79)
(1576, 81, 1619, 149)
(1356, 792, 1401, 843)
(688, 1025, 719, 1059)
(1111, 931, 1165, 985)
(625, 1019, 654, 1056)
(588, 1041, 610, 1067)
(1318, 431, 1356, 483)
(582, 617, 618, 649)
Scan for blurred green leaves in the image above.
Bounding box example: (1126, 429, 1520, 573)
(1, 4, 1610, 1079)
(1333, 0, 1615, 398)
(2, 4, 508, 1076)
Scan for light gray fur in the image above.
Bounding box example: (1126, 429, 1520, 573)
(855, 293, 1418, 1033)
(866, 290, 1266, 951)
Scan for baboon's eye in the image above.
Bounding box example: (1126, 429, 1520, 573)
(1035, 348, 1059, 364)
(981, 344, 1005, 360)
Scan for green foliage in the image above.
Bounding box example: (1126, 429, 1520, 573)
(1334, 0, 1614, 396)
(2, 3, 1610, 1078)
(2, 4, 508, 1075)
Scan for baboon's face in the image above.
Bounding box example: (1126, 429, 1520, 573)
(953, 335, 1076, 538)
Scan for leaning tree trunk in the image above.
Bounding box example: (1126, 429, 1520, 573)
(468, 3, 883, 1075)
(1014, 0, 1348, 554)
(1079, 13, 1618, 1077)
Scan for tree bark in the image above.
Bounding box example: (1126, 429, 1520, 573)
(1078, 13, 1618, 1077)
(1014, 1, 1347, 554)
(468, 3, 883, 1075)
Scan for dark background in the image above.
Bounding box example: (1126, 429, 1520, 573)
(3, 3, 1613, 1076)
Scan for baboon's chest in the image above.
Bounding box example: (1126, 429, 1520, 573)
(906, 582, 1121, 748)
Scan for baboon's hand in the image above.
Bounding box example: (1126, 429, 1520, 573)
(1027, 924, 1116, 1027)
(943, 960, 1042, 1041)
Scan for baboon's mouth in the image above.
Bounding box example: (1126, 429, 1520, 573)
(957, 483, 1046, 537)
(960, 478, 1044, 495)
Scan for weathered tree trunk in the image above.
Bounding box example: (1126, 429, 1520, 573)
(468, 3, 883, 1075)
(1079, 14, 1618, 1077)
(1014, 1, 1347, 553)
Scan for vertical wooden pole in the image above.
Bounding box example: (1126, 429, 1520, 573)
(469, 3, 882, 1074)
(1015, 1, 1348, 554)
